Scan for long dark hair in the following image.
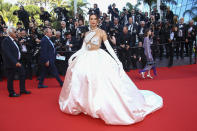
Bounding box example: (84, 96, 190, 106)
(89, 13, 99, 20)
(144, 28, 151, 37)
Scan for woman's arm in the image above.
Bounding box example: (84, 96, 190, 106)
(102, 30, 122, 68)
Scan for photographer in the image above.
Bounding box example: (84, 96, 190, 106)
(117, 26, 133, 72)
(63, 31, 78, 52)
(29, 27, 42, 79)
(144, 12, 150, 25)
(108, 3, 119, 22)
(16, 22, 23, 32)
(137, 21, 147, 44)
(177, 18, 186, 59)
(126, 17, 137, 47)
(161, 21, 171, 59)
(51, 31, 65, 53)
(111, 17, 122, 38)
(13, 6, 30, 31)
(154, 22, 164, 60)
(0, 15, 6, 32)
(40, 7, 51, 22)
(120, 7, 130, 25)
(101, 16, 112, 33)
(166, 6, 174, 25)
(151, 8, 160, 22)
(130, 9, 136, 24)
(67, 18, 75, 35)
(88, 4, 100, 17)
(54, 7, 68, 21)
(168, 25, 178, 67)
(18, 29, 33, 79)
(107, 27, 118, 56)
(185, 20, 197, 64)
(75, 19, 88, 49)
(135, 10, 144, 24)
(60, 21, 69, 40)
(51, 31, 66, 75)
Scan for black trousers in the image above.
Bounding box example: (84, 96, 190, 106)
(177, 37, 185, 58)
(21, 53, 32, 79)
(5, 66, 26, 94)
(39, 61, 63, 86)
(168, 43, 174, 67)
(0, 55, 3, 80)
(187, 40, 194, 64)
(119, 48, 131, 70)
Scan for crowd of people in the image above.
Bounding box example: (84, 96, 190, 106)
(0, 3, 197, 81)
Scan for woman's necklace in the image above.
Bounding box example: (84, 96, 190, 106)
(90, 27, 98, 32)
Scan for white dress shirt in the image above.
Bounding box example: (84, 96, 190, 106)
(9, 36, 21, 60)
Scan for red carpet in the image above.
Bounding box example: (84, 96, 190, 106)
(0, 64, 197, 131)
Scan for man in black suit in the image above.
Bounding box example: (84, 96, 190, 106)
(38, 28, 63, 88)
(126, 17, 137, 46)
(185, 20, 197, 64)
(118, 26, 133, 72)
(1, 27, 31, 97)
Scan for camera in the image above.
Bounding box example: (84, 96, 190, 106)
(21, 37, 31, 43)
(107, 28, 116, 39)
(108, 5, 113, 14)
(88, 8, 100, 17)
(76, 26, 88, 39)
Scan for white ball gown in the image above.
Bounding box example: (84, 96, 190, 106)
(59, 28, 163, 125)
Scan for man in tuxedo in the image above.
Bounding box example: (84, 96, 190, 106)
(126, 17, 137, 46)
(177, 17, 186, 59)
(118, 26, 133, 72)
(38, 28, 63, 88)
(1, 27, 31, 97)
(185, 20, 197, 64)
(137, 21, 146, 43)
(60, 21, 68, 40)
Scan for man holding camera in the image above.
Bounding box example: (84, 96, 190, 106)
(137, 21, 147, 44)
(40, 7, 51, 22)
(13, 6, 30, 31)
(185, 20, 197, 64)
(177, 18, 186, 59)
(18, 29, 33, 79)
(126, 17, 137, 46)
(108, 3, 119, 22)
(60, 21, 68, 40)
(151, 8, 160, 22)
(118, 26, 133, 72)
(120, 8, 130, 26)
(75, 19, 88, 49)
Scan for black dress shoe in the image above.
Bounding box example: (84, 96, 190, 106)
(38, 85, 48, 88)
(9, 93, 20, 97)
(20, 90, 31, 95)
(60, 82, 63, 87)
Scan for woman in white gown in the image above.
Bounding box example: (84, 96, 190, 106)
(59, 13, 163, 125)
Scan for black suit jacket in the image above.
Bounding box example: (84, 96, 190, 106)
(40, 36, 57, 64)
(1, 37, 20, 68)
(118, 32, 132, 47)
